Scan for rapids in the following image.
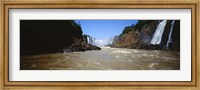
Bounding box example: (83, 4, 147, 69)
(21, 47, 180, 70)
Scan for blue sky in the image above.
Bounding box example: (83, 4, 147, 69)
(75, 20, 138, 39)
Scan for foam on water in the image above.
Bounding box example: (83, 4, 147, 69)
(21, 48, 180, 70)
(148, 63, 159, 68)
(112, 50, 131, 54)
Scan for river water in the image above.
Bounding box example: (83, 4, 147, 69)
(20, 47, 180, 70)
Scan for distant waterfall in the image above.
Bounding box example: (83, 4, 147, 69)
(150, 20, 167, 45)
(166, 20, 175, 49)
(86, 36, 93, 44)
(108, 36, 119, 45)
(86, 36, 90, 43)
(86, 35, 95, 45)
(109, 37, 114, 44)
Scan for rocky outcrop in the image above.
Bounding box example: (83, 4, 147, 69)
(106, 36, 119, 46)
(110, 20, 158, 48)
(68, 36, 101, 52)
(111, 20, 180, 51)
(20, 20, 101, 56)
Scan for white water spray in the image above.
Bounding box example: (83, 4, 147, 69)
(86, 36, 90, 43)
(166, 20, 175, 49)
(150, 20, 168, 45)
(109, 37, 114, 44)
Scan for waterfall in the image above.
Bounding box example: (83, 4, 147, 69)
(109, 36, 118, 45)
(166, 20, 175, 49)
(86, 36, 96, 45)
(110, 37, 114, 44)
(150, 20, 167, 45)
(86, 36, 90, 43)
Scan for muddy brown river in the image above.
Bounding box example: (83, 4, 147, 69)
(20, 47, 180, 70)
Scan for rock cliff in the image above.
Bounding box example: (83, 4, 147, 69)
(110, 20, 180, 51)
(20, 20, 100, 56)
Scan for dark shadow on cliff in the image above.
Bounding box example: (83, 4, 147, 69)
(20, 20, 100, 56)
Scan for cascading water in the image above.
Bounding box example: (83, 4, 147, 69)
(86, 36, 96, 45)
(150, 20, 168, 45)
(166, 20, 175, 49)
(86, 36, 90, 44)
(109, 37, 114, 44)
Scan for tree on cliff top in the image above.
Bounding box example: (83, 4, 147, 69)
(134, 20, 156, 31)
(122, 24, 135, 34)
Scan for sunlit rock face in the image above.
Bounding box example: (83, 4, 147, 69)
(110, 20, 180, 51)
(110, 20, 159, 49)
(20, 20, 101, 56)
(108, 36, 119, 45)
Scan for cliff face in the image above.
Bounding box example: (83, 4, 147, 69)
(111, 20, 158, 48)
(20, 20, 100, 56)
(109, 36, 119, 45)
(70, 35, 101, 52)
(111, 20, 180, 51)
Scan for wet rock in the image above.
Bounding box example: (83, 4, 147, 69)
(146, 44, 163, 50)
(70, 43, 101, 52)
